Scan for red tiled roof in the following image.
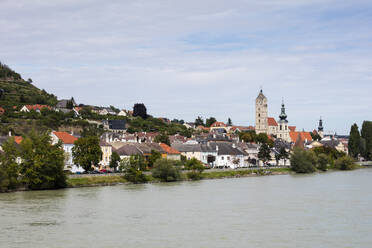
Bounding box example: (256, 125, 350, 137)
(288, 126, 296, 132)
(160, 143, 181, 155)
(25, 104, 52, 111)
(289, 131, 313, 143)
(267, 117, 278, 126)
(53, 131, 78, 144)
(211, 121, 227, 127)
(14, 136, 23, 144)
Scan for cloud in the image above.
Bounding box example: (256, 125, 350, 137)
(0, 0, 372, 134)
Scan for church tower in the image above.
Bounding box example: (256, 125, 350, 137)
(277, 100, 290, 142)
(318, 117, 324, 138)
(255, 89, 268, 134)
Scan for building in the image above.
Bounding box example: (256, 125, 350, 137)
(255, 89, 268, 134)
(103, 120, 126, 132)
(99, 140, 112, 169)
(318, 117, 324, 138)
(20, 104, 52, 113)
(159, 143, 181, 160)
(50, 131, 82, 173)
(255, 90, 291, 142)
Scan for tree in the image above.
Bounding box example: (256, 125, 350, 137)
(109, 151, 121, 172)
(194, 116, 204, 126)
(279, 147, 289, 166)
(120, 155, 148, 183)
(290, 148, 317, 173)
(239, 130, 257, 143)
(0, 138, 20, 191)
(205, 117, 216, 127)
(335, 156, 355, 170)
(361, 121, 372, 160)
(148, 150, 162, 168)
(152, 158, 182, 182)
(154, 133, 170, 146)
(72, 136, 103, 172)
(133, 103, 147, 119)
(348, 123, 361, 158)
(27, 78, 33, 83)
(66, 99, 74, 109)
(184, 158, 205, 180)
(258, 143, 271, 165)
(20, 131, 66, 189)
(310, 132, 321, 141)
(227, 118, 232, 126)
(317, 153, 331, 171)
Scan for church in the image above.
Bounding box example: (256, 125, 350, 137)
(255, 90, 291, 142)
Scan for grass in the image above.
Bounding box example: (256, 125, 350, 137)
(65, 168, 291, 187)
(67, 176, 127, 187)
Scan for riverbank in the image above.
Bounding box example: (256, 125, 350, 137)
(66, 168, 293, 188)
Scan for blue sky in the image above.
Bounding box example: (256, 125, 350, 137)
(1, 0, 371, 134)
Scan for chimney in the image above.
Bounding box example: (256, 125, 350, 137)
(216, 145, 219, 152)
(8, 131, 12, 137)
(232, 143, 236, 149)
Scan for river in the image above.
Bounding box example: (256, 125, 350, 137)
(1, 169, 372, 248)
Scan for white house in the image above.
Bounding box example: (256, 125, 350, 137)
(50, 131, 83, 173)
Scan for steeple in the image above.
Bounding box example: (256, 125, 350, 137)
(279, 99, 287, 122)
(318, 117, 324, 132)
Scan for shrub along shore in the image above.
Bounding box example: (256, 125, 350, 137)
(66, 166, 365, 188)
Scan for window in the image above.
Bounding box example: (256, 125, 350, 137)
(227, 156, 230, 160)
(221, 157, 224, 160)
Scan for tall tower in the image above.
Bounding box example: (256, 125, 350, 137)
(318, 117, 324, 138)
(277, 100, 290, 142)
(255, 89, 268, 134)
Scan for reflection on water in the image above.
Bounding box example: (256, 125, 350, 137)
(1, 169, 372, 248)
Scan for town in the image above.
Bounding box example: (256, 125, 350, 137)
(0, 62, 370, 191)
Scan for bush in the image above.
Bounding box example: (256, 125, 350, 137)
(290, 148, 317, 173)
(120, 155, 148, 183)
(317, 154, 331, 171)
(184, 158, 205, 180)
(152, 159, 182, 182)
(335, 156, 356, 170)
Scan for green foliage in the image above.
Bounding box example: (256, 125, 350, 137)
(310, 132, 322, 141)
(0, 138, 20, 191)
(185, 158, 205, 180)
(19, 131, 66, 189)
(258, 143, 271, 164)
(133, 103, 147, 119)
(348, 123, 361, 158)
(148, 150, 162, 168)
(335, 156, 356, 170)
(194, 116, 204, 126)
(317, 153, 331, 171)
(72, 136, 103, 172)
(152, 158, 182, 182)
(239, 131, 273, 147)
(120, 155, 148, 183)
(205, 117, 216, 127)
(109, 151, 121, 171)
(154, 133, 170, 145)
(80, 125, 104, 138)
(290, 148, 317, 173)
(361, 121, 372, 160)
(127, 117, 192, 137)
(312, 146, 345, 160)
(0, 62, 21, 80)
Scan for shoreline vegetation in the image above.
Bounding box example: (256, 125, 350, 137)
(66, 166, 367, 188)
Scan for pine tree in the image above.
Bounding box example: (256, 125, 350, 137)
(348, 123, 361, 158)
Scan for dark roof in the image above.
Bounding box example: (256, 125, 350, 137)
(115, 144, 143, 156)
(320, 140, 341, 148)
(108, 120, 126, 130)
(172, 143, 202, 152)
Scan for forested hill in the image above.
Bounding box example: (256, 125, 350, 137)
(0, 62, 57, 109)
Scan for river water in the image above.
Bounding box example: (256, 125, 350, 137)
(1, 169, 372, 248)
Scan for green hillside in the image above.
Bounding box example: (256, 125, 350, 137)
(0, 62, 57, 109)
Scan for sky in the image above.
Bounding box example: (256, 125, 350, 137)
(1, 0, 371, 134)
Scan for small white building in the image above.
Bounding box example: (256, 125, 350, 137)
(50, 131, 83, 173)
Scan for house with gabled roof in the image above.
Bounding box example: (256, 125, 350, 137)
(159, 143, 181, 160)
(50, 131, 82, 173)
(20, 104, 52, 113)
